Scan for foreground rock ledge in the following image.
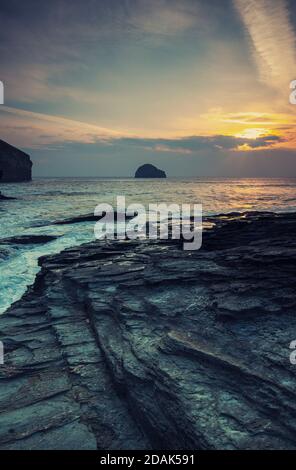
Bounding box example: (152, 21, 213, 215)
(0, 212, 296, 450)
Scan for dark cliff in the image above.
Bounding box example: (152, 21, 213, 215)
(135, 164, 166, 178)
(0, 140, 32, 182)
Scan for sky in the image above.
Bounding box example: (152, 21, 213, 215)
(0, 0, 295, 177)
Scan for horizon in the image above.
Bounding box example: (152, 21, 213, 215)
(2, 174, 296, 180)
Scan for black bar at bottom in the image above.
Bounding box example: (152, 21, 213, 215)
(0, 450, 294, 465)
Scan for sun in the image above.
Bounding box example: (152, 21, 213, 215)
(235, 128, 269, 140)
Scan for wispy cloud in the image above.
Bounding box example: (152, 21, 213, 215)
(234, 0, 296, 90)
(127, 0, 197, 36)
(0, 106, 123, 148)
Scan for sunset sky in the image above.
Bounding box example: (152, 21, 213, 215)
(0, 0, 295, 176)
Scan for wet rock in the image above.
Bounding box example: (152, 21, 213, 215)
(52, 211, 134, 226)
(0, 212, 296, 449)
(0, 235, 59, 245)
(0, 192, 16, 201)
(31, 213, 107, 227)
(53, 213, 101, 225)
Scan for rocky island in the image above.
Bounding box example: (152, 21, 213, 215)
(0, 139, 32, 182)
(135, 164, 166, 178)
(0, 212, 296, 450)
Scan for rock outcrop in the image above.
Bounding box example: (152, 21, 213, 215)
(0, 191, 16, 201)
(0, 212, 296, 450)
(0, 235, 59, 245)
(135, 164, 166, 178)
(0, 140, 32, 182)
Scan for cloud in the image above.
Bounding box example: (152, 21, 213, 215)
(29, 139, 296, 178)
(234, 0, 296, 90)
(120, 134, 284, 153)
(0, 106, 123, 148)
(0, 104, 285, 152)
(127, 0, 198, 36)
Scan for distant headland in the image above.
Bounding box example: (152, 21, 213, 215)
(135, 164, 166, 178)
(0, 139, 32, 182)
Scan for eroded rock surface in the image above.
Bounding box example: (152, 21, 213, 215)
(0, 212, 296, 450)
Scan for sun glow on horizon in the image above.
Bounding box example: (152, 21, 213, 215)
(234, 128, 270, 140)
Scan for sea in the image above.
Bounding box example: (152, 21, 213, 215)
(0, 177, 295, 314)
